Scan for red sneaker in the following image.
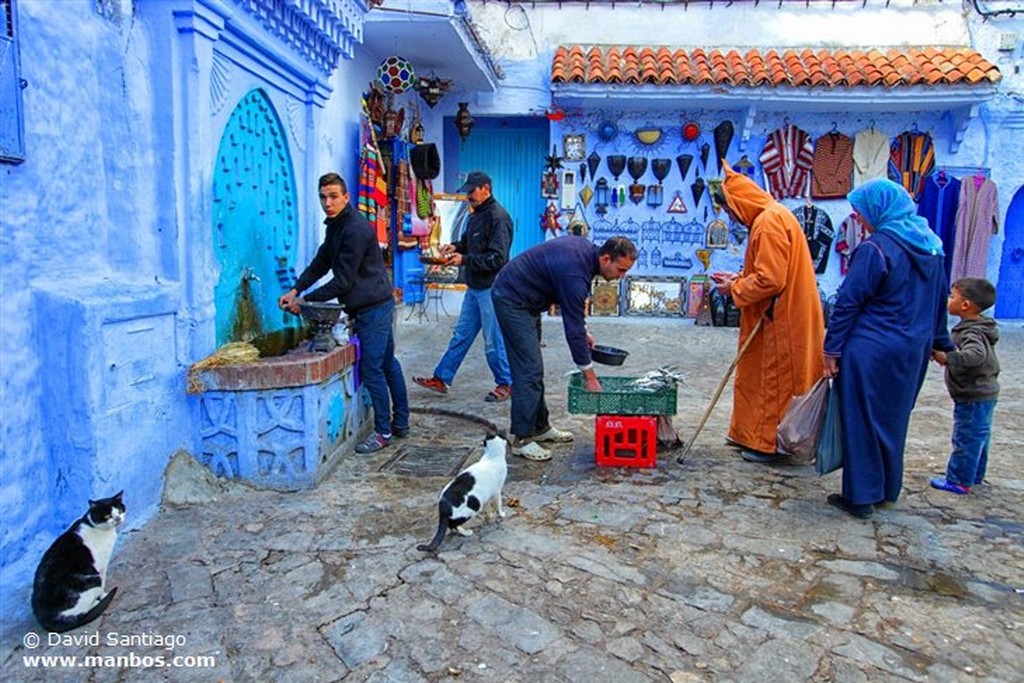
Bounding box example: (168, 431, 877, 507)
(485, 384, 512, 402)
(413, 376, 449, 394)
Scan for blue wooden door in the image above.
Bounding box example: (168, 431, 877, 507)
(449, 117, 548, 258)
(212, 89, 300, 345)
(996, 185, 1024, 319)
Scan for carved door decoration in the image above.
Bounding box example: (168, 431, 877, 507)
(213, 89, 299, 345)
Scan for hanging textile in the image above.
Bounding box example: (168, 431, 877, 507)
(887, 130, 935, 202)
(834, 213, 869, 276)
(408, 172, 432, 238)
(759, 123, 815, 199)
(358, 113, 389, 247)
(792, 204, 835, 274)
(950, 176, 1000, 282)
(917, 172, 962, 281)
(810, 131, 853, 199)
(852, 128, 889, 188)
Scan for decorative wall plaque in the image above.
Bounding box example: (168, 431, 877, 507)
(590, 278, 621, 317)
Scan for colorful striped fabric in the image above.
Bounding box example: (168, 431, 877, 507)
(887, 131, 935, 202)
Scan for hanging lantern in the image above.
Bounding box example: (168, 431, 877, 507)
(416, 75, 453, 108)
(594, 177, 610, 215)
(454, 102, 474, 142)
(376, 55, 416, 94)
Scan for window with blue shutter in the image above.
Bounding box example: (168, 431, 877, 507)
(1, 0, 25, 164)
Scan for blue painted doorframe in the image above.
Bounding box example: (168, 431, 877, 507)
(444, 116, 549, 258)
(996, 185, 1024, 319)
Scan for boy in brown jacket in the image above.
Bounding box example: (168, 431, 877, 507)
(930, 278, 1000, 494)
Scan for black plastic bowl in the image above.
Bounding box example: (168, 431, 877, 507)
(591, 344, 629, 366)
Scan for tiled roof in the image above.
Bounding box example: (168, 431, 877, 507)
(551, 46, 1001, 88)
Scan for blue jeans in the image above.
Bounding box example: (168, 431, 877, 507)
(946, 399, 996, 486)
(434, 287, 511, 386)
(493, 293, 548, 440)
(352, 299, 409, 436)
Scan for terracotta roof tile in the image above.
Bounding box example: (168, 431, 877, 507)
(551, 45, 1000, 89)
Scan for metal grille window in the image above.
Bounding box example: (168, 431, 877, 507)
(1, 0, 25, 164)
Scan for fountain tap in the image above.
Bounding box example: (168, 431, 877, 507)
(242, 267, 261, 283)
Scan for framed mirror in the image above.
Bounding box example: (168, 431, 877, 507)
(425, 194, 470, 281)
(625, 276, 686, 317)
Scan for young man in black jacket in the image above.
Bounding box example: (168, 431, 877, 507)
(279, 173, 409, 453)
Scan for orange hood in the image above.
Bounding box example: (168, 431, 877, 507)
(721, 161, 775, 228)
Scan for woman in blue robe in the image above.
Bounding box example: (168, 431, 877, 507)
(823, 179, 953, 519)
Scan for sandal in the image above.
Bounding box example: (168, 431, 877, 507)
(485, 384, 512, 402)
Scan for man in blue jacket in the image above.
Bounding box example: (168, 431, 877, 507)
(413, 171, 514, 402)
(492, 236, 637, 461)
(279, 173, 409, 454)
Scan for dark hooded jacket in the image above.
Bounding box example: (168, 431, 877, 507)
(944, 317, 1000, 402)
(294, 204, 391, 316)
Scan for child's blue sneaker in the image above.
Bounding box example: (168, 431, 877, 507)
(929, 477, 970, 495)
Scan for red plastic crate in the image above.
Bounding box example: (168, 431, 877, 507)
(595, 415, 657, 468)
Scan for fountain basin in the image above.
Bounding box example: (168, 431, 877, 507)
(191, 341, 371, 490)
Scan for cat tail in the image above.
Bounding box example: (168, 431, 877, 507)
(39, 587, 118, 634)
(417, 501, 452, 552)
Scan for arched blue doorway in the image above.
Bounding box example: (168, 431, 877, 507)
(996, 185, 1024, 319)
(212, 89, 300, 345)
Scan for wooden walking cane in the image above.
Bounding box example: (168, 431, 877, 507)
(677, 309, 769, 464)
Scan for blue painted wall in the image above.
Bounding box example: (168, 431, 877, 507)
(0, 0, 374, 636)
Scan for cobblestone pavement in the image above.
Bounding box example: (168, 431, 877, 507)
(4, 310, 1023, 682)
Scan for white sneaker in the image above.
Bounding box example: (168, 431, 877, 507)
(534, 426, 574, 443)
(511, 440, 552, 461)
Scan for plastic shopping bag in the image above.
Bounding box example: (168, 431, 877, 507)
(776, 377, 830, 461)
(815, 382, 843, 476)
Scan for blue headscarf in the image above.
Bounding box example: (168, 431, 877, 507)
(847, 179, 944, 256)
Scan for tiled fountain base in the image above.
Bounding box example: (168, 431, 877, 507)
(192, 343, 370, 490)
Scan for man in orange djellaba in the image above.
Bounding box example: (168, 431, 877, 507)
(710, 162, 825, 463)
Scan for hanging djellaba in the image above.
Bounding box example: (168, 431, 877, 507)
(627, 156, 648, 205)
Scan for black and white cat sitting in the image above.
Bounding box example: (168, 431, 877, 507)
(32, 491, 125, 633)
(418, 433, 508, 552)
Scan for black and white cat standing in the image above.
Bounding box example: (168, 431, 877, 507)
(32, 491, 125, 633)
(418, 434, 507, 552)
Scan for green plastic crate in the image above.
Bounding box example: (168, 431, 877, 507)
(567, 375, 678, 416)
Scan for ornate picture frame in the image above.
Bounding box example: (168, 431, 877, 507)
(562, 133, 586, 161)
(589, 277, 621, 317)
(624, 276, 686, 317)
